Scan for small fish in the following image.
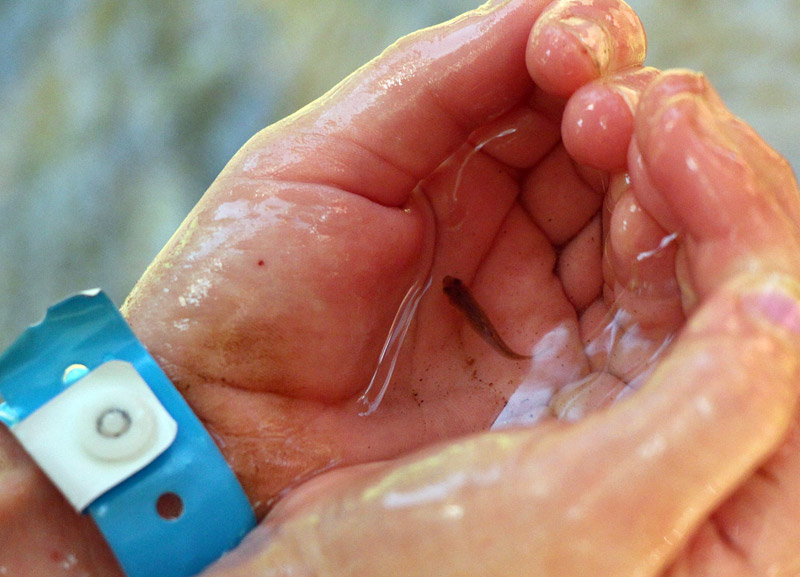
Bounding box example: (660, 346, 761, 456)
(442, 276, 531, 360)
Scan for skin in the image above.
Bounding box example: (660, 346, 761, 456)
(2, 0, 800, 575)
(442, 275, 533, 360)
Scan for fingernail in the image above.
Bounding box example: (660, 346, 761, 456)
(659, 77, 736, 155)
(741, 276, 800, 336)
(606, 67, 661, 115)
(562, 17, 611, 74)
(674, 72, 732, 125)
(680, 70, 711, 96)
(648, 71, 710, 117)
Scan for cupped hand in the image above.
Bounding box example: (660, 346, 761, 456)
(123, 0, 652, 512)
(4, 0, 800, 575)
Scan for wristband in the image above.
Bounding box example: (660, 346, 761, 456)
(0, 290, 256, 577)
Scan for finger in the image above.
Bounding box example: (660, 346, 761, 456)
(230, 0, 550, 207)
(595, 173, 684, 388)
(526, 0, 647, 99)
(604, 174, 682, 329)
(463, 91, 562, 170)
(562, 66, 661, 170)
(631, 70, 800, 304)
(229, 0, 647, 208)
(558, 213, 603, 312)
(521, 144, 605, 246)
(202, 275, 800, 577)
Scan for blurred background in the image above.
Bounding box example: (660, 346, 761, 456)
(1, 0, 798, 350)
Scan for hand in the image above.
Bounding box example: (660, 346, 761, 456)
(122, 0, 653, 513)
(3, 0, 800, 575)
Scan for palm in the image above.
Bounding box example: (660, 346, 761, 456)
(118, 0, 680, 513)
(122, 83, 680, 516)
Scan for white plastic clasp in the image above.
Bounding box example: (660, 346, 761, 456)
(12, 360, 178, 511)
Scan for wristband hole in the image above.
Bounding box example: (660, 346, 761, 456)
(156, 492, 184, 521)
(63, 364, 89, 385)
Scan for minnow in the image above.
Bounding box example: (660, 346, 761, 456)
(442, 275, 531, 360)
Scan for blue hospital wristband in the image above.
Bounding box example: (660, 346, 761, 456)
(0, 290, 256, 577)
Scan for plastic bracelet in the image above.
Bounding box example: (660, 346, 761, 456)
(0, 290, 256, 577)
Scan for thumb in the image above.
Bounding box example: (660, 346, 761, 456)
(222, 0, 645, 207)
(225, 0, 548, 207)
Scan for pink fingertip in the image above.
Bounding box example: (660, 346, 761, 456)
(527, 20, 603, 97)
(527, 0, 646, 98)
(562, 80, 634, 170)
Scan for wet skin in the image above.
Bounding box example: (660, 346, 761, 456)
(4, 0, 800, 575)
(442, 275, 532, 360)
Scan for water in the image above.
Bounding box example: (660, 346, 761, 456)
(357, 189, 436, 416)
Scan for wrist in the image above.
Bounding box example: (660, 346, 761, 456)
(0, 290, 255, 577)
(0, 427, 124, 576)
